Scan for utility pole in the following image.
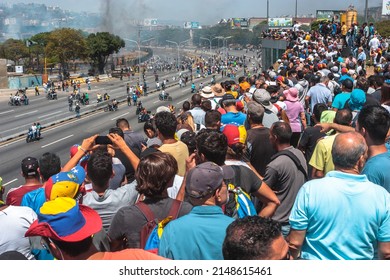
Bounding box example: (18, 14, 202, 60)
(295, 0, 298, 20)
(364, 0, 368, 23)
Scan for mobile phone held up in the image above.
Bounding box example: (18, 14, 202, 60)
(95, 136, 112, 145)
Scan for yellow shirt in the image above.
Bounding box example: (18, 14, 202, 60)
(341, 25, 348, 36)
(309, 134, 337, 175)
(158, 141, 189, 177)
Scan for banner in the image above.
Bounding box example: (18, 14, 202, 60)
(144, 19, 157, 26)
(267, 18, 293, 28)
(316, 10, 344, 22)
(184, 22, 200, 29)
(383, 0, 390, 15)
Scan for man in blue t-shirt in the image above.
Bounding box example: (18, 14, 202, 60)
(220, 94, 246, 127)
(331, 79, 353, 111)
(288, 132, 390, 260)
(358, 105, 390, 192)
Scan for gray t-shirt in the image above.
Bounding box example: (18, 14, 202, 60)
(82, 181, 139, 232)
(263, 146, 307, 224)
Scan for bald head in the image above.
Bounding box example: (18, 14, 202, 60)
(332, 132, 367, 170)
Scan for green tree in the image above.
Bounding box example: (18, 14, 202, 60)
(86, 32, 125, 74)
(0, 39, 29, 65)
(376, 20, 390, 38)
(29, 32, 51, 72)
(45, 28, 88, 76)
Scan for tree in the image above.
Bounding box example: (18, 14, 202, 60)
(86, 32, 125, 74)
(0, 39, 29, 65)
(45, 28, 88, 76)
(376, 20, 390, 38)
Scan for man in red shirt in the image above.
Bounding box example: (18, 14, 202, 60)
(6, 157, 42, 206)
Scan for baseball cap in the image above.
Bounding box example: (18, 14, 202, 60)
(44, 165, 86, 201)
(252, 89, 274, 111)
(341, 67, 348, 74)
(348, 89, 366, 111)
(247, 101, 265, 118)
(185, 162, 234, 199)
(222, 124, 247, 147)
(221, 94, 235, 102)
(21, 157, 39, 177)
(25, 197, 102, 242)
(156, 106, 171, 113)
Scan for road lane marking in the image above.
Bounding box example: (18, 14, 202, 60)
(111, 112, 129, 121)
(39, 111, 63, 118)
(153, 100, 160, 104)
(177, 99, 188, 105)
(1, 126, 25, 133)
(3, 178, 18, 186)
(41, 134, 74, 148)
(0, 110, 14, 115)
(14, 110, 38, 118)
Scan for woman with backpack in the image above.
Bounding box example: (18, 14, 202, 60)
(108, 152, 192, 251)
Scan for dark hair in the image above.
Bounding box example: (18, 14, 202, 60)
(297, 70, 305, 80)
(191, 94, 202, 106)
(135, 152, 177, 197)
(115, 118, 130, 129)
(223, 216, 282, 260)
(358, 105, 390, 144)
(313, 103, 328, 120)
(196, 129, 227, 166)
(109, 127, 124, 138)
(271, 121, 292, 144)
(375, 75, 385, 87)
(143, 119, 157, 135)
(87, 147, 113, 189)
(49, 237, 93, 258)
(334, 109, 353, 126)
(201, 99, 212, 112)
(182, 101, 191, 111)
(355, 76, 369, 92)
(39, 152, 61, 182)
(342, 78, 354, 91)
(180, 131, 197, 154)
(154, 111, 177, 138)
(381, 83, 390, 105)
(205, 110, 221, 129)
(332, 132, 367, 169)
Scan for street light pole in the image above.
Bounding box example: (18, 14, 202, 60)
(200, 37, 212, 54)
(166, 40, 179, 70)
(123, 38, 141, 82)
(166, 39, 190, 71)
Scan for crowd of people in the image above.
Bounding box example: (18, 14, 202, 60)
(1, 22, 390, 261)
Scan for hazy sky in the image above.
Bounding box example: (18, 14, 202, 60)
(8, 0, 384, 24)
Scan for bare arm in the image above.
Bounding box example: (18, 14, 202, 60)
(176, 153, 196, 201)
(299, 111, 307, 130)
(314, 122, 354, 133)
(378, 242, 390, 260)
(311, 167, 324, 179)
(108, 133, 140, 171)
(62, 134, 98, 172)
(253, 181, 280, 218)
(286, 229, 306, 259)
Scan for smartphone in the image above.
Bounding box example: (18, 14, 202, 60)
(95, 136, 112, 145)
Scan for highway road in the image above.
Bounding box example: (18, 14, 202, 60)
(0, 47, 257, 196)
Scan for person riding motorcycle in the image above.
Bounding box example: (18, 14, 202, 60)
(97, 93, 102, 103)
(104, 92, 110, 100)
(159, 90, 169, 100)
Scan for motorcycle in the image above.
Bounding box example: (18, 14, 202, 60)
(138, 111, 151, 123)
(104, 102, 118, 112)
(26, 129, 41, 143)
(46, 89, 58, 100)
(159, 92, 172, 101)
(8, 98, 21, 106)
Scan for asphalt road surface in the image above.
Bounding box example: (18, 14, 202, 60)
(0, 47, 254, 197)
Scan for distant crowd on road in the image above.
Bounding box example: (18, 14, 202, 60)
(1, 22, 390, 261)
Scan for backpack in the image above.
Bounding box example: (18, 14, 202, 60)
(136, 199, 182, 253)
(225, 165, 257, 219)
